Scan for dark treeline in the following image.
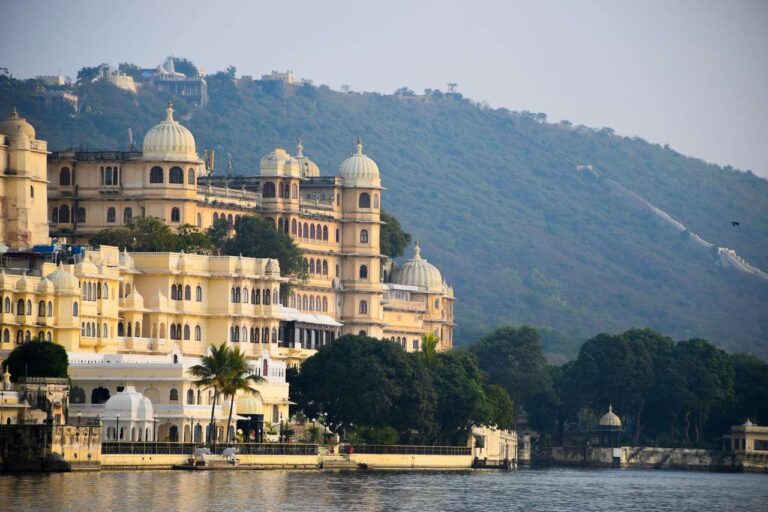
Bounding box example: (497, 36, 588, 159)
(289, 327, 767, 448)
(289, 335, 514, 446)
(474, 326, 768, 448)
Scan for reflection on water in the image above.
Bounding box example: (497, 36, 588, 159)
(1, 468, 766, 512)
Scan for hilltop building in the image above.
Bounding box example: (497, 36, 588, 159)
(0, 107, 454, 441)
(261, 70, 295, 84)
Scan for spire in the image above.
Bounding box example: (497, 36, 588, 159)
(608, 404, 613, 413)
(355, 138, 363, 155)
(165, 101, 174, 122)
(413, 241, 422, 260)
(296, 138, 304, 157)
(9, 107, 20, 120)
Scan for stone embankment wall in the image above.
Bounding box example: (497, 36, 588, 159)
(550, 446, 767, 473)
(349, 453, 473, 469)
(0, 425, 101, 472)
(100, 453, 320, 469)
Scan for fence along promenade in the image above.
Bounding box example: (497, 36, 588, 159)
(101, 442, 318, 456)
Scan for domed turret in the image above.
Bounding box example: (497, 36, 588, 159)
(37, 276, 54, 294)
(340, 139, 380, 187)
(123, 289, 145, 310)
(390, 242, 444, 292)
(265, 258, 280, 276)
(15, 272, 31, 293)
(47, 264, 79, 292)
(295, 138, 320, 177)
(599, 405, 622, 428)
(142, 102, 198, 161)
(259, 148, 301, 177)
(0, 107, 36, 140)
(236, 393, 264, 415)
(103, 385, 154, 421)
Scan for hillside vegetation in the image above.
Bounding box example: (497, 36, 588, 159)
(2, 70, 766, 358)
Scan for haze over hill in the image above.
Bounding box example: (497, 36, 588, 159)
(2, 69, 767, 358)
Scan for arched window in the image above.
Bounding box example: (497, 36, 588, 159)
(196, 286, 203, 301)
(253, 328, 260, 343)
(38, 300, 45, 316)
(75, 207, 86, 223)
(91, 387, 110, 404)
(171, 284, 178, 300)
(322, 297, 328, 312)
(242, 288, 249, 303)
(302, 296, 308, 310)
(183, 324, 190, 340)
(3, 298, 9, 313)
(187, 389, 195, 404)
(323, 226, 329, 241)
(278, 218, 284, 232)
(374, 193, 380, 209)
(322, 260, 328, 275)
(227, 214, 234, 227)
(273, 289, 279, 303)
(359, 192, 371, 208)
(291, 219, 297, 235)
(150, 166, 164, 184)
(195, 325, 201, 341)
(271, 328, 277, 343)
(16, 299, 24, 315)
(184, 285, 191, 300)
(103, 283, 108, 298)
(170, 324, 177, 339)
(241, 326, 247, 342)
(169, 166, 184, 184)
(264, 289, 271, 305)
(47, 301, 53, 317)
(360, 229, 369, 244)
(336, 229, 340, 243)
(359, 300, 368, 314)
(253, 289, 260, 305)
(123, 208, 132, 223)
(196, 213, 202, 227)
(309, 259, 315, 274)
(360, 265, 368, 279)
(310, 224, 315, 239)
(262, 182, 276, 198)
(71, 386, 86, 404)
(72, 301, 78, 316)
(263, 359, 269, 376)
(118, 323, 125, 336)
(51, 207, 59, 224)
(231, 287, 237, 303)
(309, 296, 315, 311)
(291, 183, 298, 198)
(16, 330, 23, 344)
(303, 223, 309, 238)
(188, 168, 196, 185)
(2, 329, 9, 343)
(26, 300, 32, 315)
(59, 167, 71, 186)
(213, 212, 219, 223)
(169, 388, 179, 401)
(263, 327, 269, 343)
(107, 207, 116, 223)
(59, 205, 70, 223)
(171, 207, 181, 222)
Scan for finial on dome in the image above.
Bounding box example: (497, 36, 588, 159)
(296, 138, 304, 157)
(413, 241, 422, 260)
(608, 404, 613, 413)
(166, 101, 174, 122)
(10, 107, 20, 120)
(355, 138, 363, 155)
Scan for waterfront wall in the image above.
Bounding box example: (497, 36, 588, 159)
(100, 453, 320, 469)
(350, 453, 473, 469)
(550, 446, 767, 472)
(0, 425, 102, 472)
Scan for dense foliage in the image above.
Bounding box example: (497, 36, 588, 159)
(481, 326, 765, 448)
(2, 66, 767, 357)
(289, 335, 515, 444)
(90, 216, 213, 253)
(3, 338, 69, 380)
(380, 211, 412, 258)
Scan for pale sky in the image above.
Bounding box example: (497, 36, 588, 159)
(2, 0, 767, 177)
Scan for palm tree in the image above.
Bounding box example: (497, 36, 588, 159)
(189, 343, 231, 446)
(221, 346, 264, 443)
(421, 332, 440, 367)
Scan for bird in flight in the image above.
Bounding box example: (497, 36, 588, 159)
(731, 221, 740, 227)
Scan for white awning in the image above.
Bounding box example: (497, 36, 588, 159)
(277, 306, 343, 327)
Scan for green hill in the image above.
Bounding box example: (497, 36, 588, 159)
(2, 71, 767, 358)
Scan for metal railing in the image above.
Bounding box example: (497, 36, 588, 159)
(351, 445, 471, 456)
(101, 442, 318, 456)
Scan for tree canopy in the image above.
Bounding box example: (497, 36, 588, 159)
(225, 216, 307, 279)
(380, 211, 412, 258)
(89, 216, 213, 253)
(3, 338, 69, 380)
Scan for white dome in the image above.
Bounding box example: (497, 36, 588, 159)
(340, 139, 380, 187)
(103, 385, 154, 421)
(296, 139, 320, 177)
(599, 405, 622, 427)
(37, 276, 54, 294)
(123, 290, 145, 310)
(236, 393, 263, 415)
(390, 242, 444, 292)
(0, 107, 35, 139)
(260, 148, 301, 177)
(46, 264, 79, 292)
(142, 102, 198, 161)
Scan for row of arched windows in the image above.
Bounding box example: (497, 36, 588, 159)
(230, 325, 278, 344)
(231, 287, 278, 305)
(100, 166, 120, 186)
(291, 220, 331, 241)
(168, 323, 203, 341)
(51, 205, 86, 224)
(291, 294, 329, 313)
(262, 182, 298, 199)
(2, 329, 52, 344)
(3, 297, 67, 318)
(117, 321, 142, 337)
(81, 321, 109, 338)
(106, 207, 133, 224)
(82, 281, 108, 301)
(170, 284, 203, 302)
(304, 257, 329, 276)
(212, 212, 240, 227)
(358, 192, 380, 209)
(149, 166, 196, 185)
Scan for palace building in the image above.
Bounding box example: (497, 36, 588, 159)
(0, 106, 454, 440)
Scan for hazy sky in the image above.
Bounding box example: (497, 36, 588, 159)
(2, 0, 767, 177)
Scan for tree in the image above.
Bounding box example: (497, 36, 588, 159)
(176, 224, 214, 254)
(220, 346, 263, 443)
(225, 216, 307, 279)
(380, 211, 412, 258)
(471, 326, 558, 432)
(226, 65, 237, 79)
(420, 332, 439, 368)
(485, 384, 515, 430)
(206, 217, 232, 255)
(77, 63, 107, 83)
(189, 343, 232, 445)
(117, 62, 142, 80)
(89, 217, 213, 254)
(172, 57, 199, 77)
(3, 338, 69, 380)
(729, 353, 768, 426)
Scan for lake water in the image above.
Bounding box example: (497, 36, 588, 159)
(1, 468, 766, 511)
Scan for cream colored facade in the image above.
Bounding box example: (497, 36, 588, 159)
(45, 104, 455, 351)
(725, 421, 768, 453)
